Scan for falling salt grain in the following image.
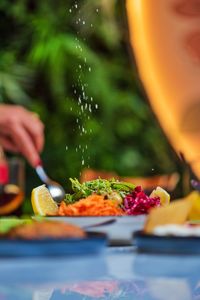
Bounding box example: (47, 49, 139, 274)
(82, 160, 85, 165)
(88, 67, 91, 72)
(95, 104, 98, 109)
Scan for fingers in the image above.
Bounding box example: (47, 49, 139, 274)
(22, 112, 45, 153)
(0, 105, 45, 166)
(11, 124, 41, 167)
(0, 135, 19, 153)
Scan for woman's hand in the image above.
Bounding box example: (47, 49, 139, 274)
(0, 104, 44, 167)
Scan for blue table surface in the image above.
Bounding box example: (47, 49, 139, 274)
(0, 246, 200, 300)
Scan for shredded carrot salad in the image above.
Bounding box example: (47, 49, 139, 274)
(58, 194, 124, 216)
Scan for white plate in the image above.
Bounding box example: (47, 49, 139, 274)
(41, 216, 116, 227)
(39, 215, 146, 246)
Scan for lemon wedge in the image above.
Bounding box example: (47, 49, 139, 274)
(150, 186, 170, 206)
(31, 185, 58, 216)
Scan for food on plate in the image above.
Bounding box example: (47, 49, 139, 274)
(124, 185, 162, 215)
(59, 194, 125, 216)
(153, 224, 200, 237)
(150, 186, 170, 206)
(0, 218, 32, 237)
(6, 220, 86, 240)
(144, 198, 192, 234)
(31, 178, 170, 216)
(65, 178, 136, 204)
(144, 191, 200, 234)
(60, 179, 169, 216)
(31, 184, 58, 216)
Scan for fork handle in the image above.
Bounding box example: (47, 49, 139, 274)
(35, 161, 50, 184)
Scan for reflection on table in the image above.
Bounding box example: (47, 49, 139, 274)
(0, 247, 200, 299)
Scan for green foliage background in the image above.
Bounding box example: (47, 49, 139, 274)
(0, 0, 181, 211)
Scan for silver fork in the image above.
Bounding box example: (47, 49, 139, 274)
(35, 162, 65, 203)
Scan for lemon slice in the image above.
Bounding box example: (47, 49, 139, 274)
(31, 185, 58, 216)
(150, 186, 170, 206)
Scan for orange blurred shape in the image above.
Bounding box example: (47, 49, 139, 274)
(80, 168, 179, 192)
(0, 190, 24, 215)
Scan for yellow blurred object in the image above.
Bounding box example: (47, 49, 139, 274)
(31, 185, 58, 216)
(188, 191, 200, 221)
(126, 0, 200, 178)
(150, 186, 170, 206)
(144, 191, 200, 233)
(144, 198, 192, 234)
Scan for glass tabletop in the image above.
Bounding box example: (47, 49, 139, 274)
(0, 246, 200, 300)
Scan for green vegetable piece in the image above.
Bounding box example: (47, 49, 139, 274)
(64, 178, 135, 204)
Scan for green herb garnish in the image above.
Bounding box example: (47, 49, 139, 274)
(65, 178, 135, 204)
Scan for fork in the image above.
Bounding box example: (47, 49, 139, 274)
(35, 161, 66, 203)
